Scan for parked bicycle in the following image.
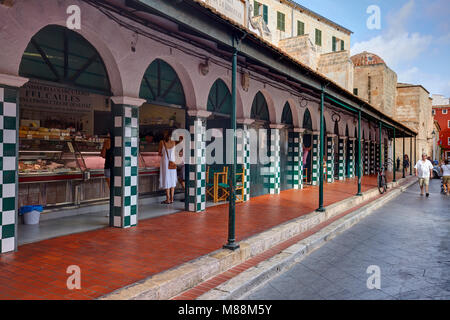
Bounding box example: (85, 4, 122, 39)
(377, 158, 393, 194)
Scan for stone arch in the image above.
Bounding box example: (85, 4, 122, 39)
(281, 101, 294, 125)
(135, 55, 196, 110)
(2, 0, 124, 95)
(206, 76, 244, 119)
(250, 90, 275, 122)
(284, 98, 300, 127)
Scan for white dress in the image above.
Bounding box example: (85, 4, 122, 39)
(160, 144, 178, 189)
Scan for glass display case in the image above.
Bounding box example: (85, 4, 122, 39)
(19, 138, 84, 177)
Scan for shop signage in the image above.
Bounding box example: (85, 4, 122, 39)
(19, 81, 98, 114)
(201, 0, 245, 26)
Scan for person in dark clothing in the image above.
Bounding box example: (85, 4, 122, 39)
(101, 134, 114, 188)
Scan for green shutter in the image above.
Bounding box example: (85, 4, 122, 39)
(315, 29, 322, 46)
(263, 5, 268, 24)
(332, 36, 336, 52)
(341, 40, 345, 51)
(254, 1, 260, 16)
(277, 12, 285, 31)
(297, 21, 304, 36)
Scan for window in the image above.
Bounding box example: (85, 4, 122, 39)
(443, 109, 448, 114)
(277, 12, 285, 31)
(315, 29, 322, 46)
(448, 137, 450, 146)
(341, 40, 345, 51)
(297, 20, 305, 36)
(448, 120, 450, 128)
(332, 36, 337, 52)
(254, 1, 268, 24)
(432, 109, 435, 115)
(353, 88, 358, 96)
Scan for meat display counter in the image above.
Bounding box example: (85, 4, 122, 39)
(18, 138, 164, 209)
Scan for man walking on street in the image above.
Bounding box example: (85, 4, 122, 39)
(414, 153, 434, 197)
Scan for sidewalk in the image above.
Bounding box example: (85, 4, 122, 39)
(0, 175, 398, 300)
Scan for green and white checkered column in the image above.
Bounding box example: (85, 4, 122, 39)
(326, 135, 335, 183)
(287, 129, 304, 189)
(111, 97, 144, 228)
(364, 140, 370, 176)
(370, 141, 375, 175)
(186, 116, 207, 212)
(263, 127, 281, 194)
(347, 138, 355, 178)
(0, 86, 19, 254)
(311, 132, 320, 186)
(237, 122, 251, 202)
(375, 142, 380, 171)
(384, 143, 388, 167)
(338, 137, 346, 181)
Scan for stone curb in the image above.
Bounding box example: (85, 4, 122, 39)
(100, 176, 416, 300)
(197, 178, 417, 300)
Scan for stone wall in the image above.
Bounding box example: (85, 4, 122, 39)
(395, 85, 434, 161)
(352, 64, 397, 118)
(317, 50, 354, 90)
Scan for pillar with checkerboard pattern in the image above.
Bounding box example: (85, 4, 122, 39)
(0, 86, 19, 254)
(338, 137, 346, 181)
(263, 128, 280, 195)
(326, 135, 335, 183)
(311, 133, 320, 186)
(237, 124, 251, 202)
(370, 141, 376, 175)
(364, 141, 370, 176)
(347, 138, 355, 178)
(287, 129, 304, 190)
(110, 97, 145, 228)
(186, 117, 206, 212)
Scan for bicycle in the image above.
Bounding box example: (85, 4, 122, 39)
(377, 158, 393, 194)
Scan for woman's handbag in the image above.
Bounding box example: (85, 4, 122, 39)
(163, 141, 177, 170)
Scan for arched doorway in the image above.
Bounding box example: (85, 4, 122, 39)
(205, 79, 232, 189)
(302, 108, 313, 184)
(138, 58, 186, 195)
(280, 102, 293, 191)
(250, 92, 270, 197)
(17, 25, 113, 243)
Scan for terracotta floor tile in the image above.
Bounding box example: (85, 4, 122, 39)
(0, 176, 398, 300)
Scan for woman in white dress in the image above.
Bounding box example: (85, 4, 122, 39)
(159, 130, 178, 204)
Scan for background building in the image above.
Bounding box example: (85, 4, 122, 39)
(433, 100, 450, 160)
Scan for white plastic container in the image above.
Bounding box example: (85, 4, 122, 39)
(23, 210, 41, 225)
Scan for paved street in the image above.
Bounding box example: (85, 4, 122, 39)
(245, 179, 450, 300)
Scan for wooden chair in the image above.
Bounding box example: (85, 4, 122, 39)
(214, 166, 229, 203)
(215, 167, 246, 203)
(206, 166, 227, 201)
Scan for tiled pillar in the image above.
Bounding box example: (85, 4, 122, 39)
(110, 97, 145, 228)
(263, 126, 281, 195)
(186, 112, 208, 212)
(364, 140, 370, 176)
(347, 138, 355, 178)
(237, 120, 251, 202)
(370, 141, 376, 175)
(375, 142, 380, 171)
(0, 75, 28, 254)
(384, 143, 389, 169)
(288, 128, 304, 190)
(311, 132, 320, 186)
(326, 135, 335, 183)
(338, 137, 346, 181)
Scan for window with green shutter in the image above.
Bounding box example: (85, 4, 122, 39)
(277, 12, 285, 31)
(254, 1, 260, 16)
(297, 21, 305, 36)
(315, 29, 322, 46)
(353, 88, 358, 96)
(341, 40, 345, 51)
(262, 4, 268, 24)
(332, 36, 337, 52)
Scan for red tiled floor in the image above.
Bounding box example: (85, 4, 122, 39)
(0, 175, 404, 300)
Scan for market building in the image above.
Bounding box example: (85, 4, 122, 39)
(0, 0, 416, 255)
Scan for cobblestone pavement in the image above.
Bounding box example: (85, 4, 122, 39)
(245, 179, 450, 300)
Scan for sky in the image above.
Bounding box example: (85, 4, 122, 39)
(294, 0, 450, 97)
